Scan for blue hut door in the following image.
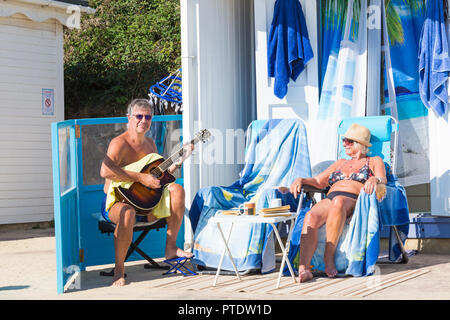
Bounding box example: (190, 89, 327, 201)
(51, 120, 82, 294)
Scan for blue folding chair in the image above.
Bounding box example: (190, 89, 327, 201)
(297, 115, 410, 271)
(337, 116, 408, 263)
(337, 116, 399, 176)
(188, 118, 312, 274)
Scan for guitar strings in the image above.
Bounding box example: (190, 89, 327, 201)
(149, 131, 207, 177)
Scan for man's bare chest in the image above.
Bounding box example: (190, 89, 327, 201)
(120, 141, 156, 166)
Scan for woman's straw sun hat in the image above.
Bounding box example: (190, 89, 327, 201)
(343, 123, 372, 147)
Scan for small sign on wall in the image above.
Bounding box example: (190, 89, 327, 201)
(42, 88, 54, 116)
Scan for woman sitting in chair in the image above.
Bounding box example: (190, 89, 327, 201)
(280, 123, 387, 282)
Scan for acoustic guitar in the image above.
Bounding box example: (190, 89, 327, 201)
(115, 129, 211, 216)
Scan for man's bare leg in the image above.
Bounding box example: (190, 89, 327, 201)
(165, 183, 193, 259)
(108, 203, 136, 286)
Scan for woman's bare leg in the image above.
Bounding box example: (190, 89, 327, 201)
(324, 196, 356, 277)
(298, 198, 331, 282)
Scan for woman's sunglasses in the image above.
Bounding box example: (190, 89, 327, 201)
(342, 138, 354, 145)
(132, 114, 152, 121)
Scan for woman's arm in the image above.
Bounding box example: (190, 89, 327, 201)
(363, 156, 386, 194)
(373, 156, 387, 184)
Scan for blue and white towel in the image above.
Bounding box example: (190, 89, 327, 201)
(342, 190, 381, 276)
(343, 174, 410, 276)
(418, 0, 450, 117)
(378, 172, 410, 262)
(268, 0, 313, 99)
(188, 119, 311, 273)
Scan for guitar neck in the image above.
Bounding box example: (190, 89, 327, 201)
(157, 136, 199, 172)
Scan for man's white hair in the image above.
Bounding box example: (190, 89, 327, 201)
(126, 98, 154, 116)
(126, 99, 154, 129)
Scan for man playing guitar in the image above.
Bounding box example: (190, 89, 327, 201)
(100, 98, 194, 286)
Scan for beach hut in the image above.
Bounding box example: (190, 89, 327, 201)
(46, 0, 450, 293)
(0, 0, 94, 225)
(180, 0, 450, 248)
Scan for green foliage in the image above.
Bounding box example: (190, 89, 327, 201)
(63, 0, 181, 119)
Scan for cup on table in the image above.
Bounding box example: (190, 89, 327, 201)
(238, 202, 255, 215)
(269, 198, 282, 208)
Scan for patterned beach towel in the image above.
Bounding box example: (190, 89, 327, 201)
(188, 119, 311, 273)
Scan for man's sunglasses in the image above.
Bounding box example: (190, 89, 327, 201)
(342, 138, 354, 145)
(132, 114, 152, 121)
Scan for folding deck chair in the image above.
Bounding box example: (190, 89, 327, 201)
(188, 118, 312, 275)
(299, 115, 410, 267)
(97, 119, 198, 277)
(98, 217, 170, 277)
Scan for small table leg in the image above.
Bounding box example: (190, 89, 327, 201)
(213, 222, 241, 286)
(271, 220, 297, 289)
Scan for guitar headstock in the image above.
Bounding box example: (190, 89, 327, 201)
(195, 129, 212, 143)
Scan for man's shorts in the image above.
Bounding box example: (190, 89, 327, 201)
(101, 193, 148, 223)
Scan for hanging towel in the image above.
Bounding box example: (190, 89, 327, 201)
(418, 0, 450, 117)
(268, 0, 313, 99)
(310, 0, 367, 165)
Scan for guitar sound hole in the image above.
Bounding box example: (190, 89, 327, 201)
(150, 168, 162, 179)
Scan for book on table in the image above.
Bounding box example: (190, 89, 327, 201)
(219, 209, 240, 215)
(219, 205, 293, 217)
(259, 205, 292, 217)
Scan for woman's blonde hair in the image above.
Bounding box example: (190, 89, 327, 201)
(353, 141, 369, 155)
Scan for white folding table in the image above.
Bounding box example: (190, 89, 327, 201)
(209, 213, 297, 289)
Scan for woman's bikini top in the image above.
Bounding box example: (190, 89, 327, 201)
(328, 157, 374, 186)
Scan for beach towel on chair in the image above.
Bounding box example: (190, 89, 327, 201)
(378, 172, 410, 262)
(189, 119, 311, 273)
(343, 172, 410, 276)
(342, 190, 381, 276)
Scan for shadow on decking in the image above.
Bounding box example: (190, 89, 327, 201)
(71, 253, 447, 298)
